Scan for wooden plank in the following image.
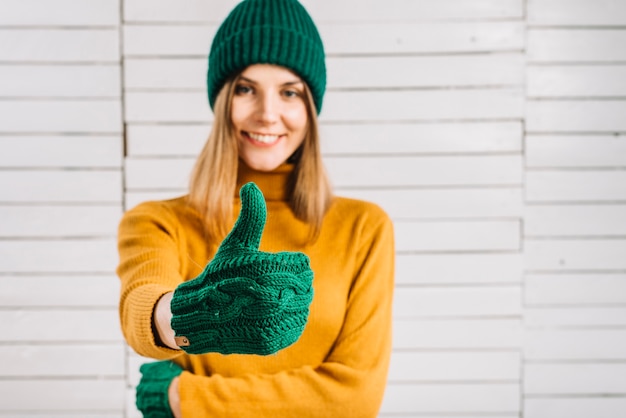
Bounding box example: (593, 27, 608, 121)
(394, 286, 521, 318)
(0, 206, 122, 238)
(0, 29, 120, 62)
(327, 156, 523, 187)
(124, 92, 211, 123)
(321, 122, 523, 155)
(528, 0, 626, 26)
(525, 307, 626, 327)
(525, 398, 626, 418)
(0, 238, 118, 273)
(123, 22, 524, 56)
(525, 363, 626, 395)
(0, 170, 122, 203)
(0, 0, 120, 26)
(525, 329, 626, 360)
(126, 124, 209, 157)
(527, 65, 626, 98)
(528, 29, 626, 63)
(380, 383, 520, 413)
(525, 205, 626, 236)
(125, 157, 193, 190)
(124, 57, 207, 89)
(125, 190, 185, 209)
(0, 136, 122, 168)
(0, 65, 121, 98)
(526, 135, 626, 168)
(321, 89, 524, 122)
(339, 188, 523, 220)
(0, 309, 123, 342)
(389, 351, 521, 381)
(525, 239, 626, 271)
(526, 171, 626, 202)
(525, 274, 626, 305)
(0, 344, 124, 377)
(526, 101, 626, 133)
(0, 275, 120, 307)
(125, 0, 524, 22)
(395, 220, 521, 252)
(0, 414, 122, 418)
(0, 379, 124, 411)
(0, 100, 122, 133)
(394, 319, 522, 349)
(396, 253, 523, 285)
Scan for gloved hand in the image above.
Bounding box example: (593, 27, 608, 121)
(136, 360, 183, 418)
(170, 182, 314, 355)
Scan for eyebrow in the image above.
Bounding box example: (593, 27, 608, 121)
(238, 76, 303, 87)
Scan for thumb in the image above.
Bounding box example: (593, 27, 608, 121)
(217, 182, 267, 254)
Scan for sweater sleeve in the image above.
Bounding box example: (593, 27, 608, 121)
(116, 201, 187, 359)
(178, 211, 395, 417)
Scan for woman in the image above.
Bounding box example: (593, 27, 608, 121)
(116, 0, 395, 416)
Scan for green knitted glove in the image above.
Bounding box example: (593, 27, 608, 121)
(135, 360, 183, 418)
(170, 182, 314, 355)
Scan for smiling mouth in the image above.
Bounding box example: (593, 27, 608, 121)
(244, 131, 282, 145)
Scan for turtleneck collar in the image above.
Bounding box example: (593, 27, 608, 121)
(236, 161, 294, 202)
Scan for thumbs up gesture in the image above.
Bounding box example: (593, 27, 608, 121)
(170, 182, 314, 355)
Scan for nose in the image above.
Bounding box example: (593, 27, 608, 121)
(256, 91, 279, 124)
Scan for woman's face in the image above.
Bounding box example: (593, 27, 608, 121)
(230, 64, 309, 172)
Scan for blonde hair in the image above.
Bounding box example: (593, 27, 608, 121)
(187, 75, 332, 242)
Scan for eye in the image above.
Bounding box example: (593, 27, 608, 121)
(282, 89, 301, 99)
(234, 84, 253, 95)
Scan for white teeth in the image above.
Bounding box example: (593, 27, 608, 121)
(247, 132, 279, 144)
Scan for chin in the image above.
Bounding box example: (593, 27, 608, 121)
(241, 157, 284, 172)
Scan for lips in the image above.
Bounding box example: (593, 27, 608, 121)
(245, 131, 281, 145)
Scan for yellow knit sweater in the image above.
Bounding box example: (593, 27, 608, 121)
(116, 163, 395, 417)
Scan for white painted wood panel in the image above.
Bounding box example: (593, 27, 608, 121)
(389, 351, 520, 381)
(0, 100, 122, 133)
(394, 286, 521, 318)
(526, 101, 626, 132)
(340, 188, 523, 219)
(528, 29, 626, 63)
(526, 171, 626, 202)
(525, 205, 626, 236)
(328, 156, 522, 187)
(0, 206, 122, 237)
(126, 124, 209, 157)
(0, 275, 119, 307)
(123, 22, 524, 56)
(125, 92, 211, 123)
(525, 274, 626, 305)
(396, 253, 523, 285)
(321, 122, 523, 155)
(395, 220, 521, 252)
(125, 190, 185, 209)
(0, 29, 120, 62)
(525, 363, 626, 395)
(124, 58, 207, 89)
(380, 383, 520, 413)
(0, 380, 124, 411)
(528, 0, 626, 26)
(525, 239, 626, 271)
(124, 0, 523, 23)
(526, 135, 626, 168)
(0, 414, 122, 418)
(394, 319, 522, 349)
(525, 329, 626, 360)
(322, 89, 524, 122)
(0, 344, 125, 377)
(125, 158, 193, 190)
(0, 310, 122, 342)
(0, 238, 118, 273)
(0, 65, 121, 98)
(0, 136, 122, 168)
(0, 171, 122, 203)
(527, 65, 626, 98)
(525, 307, 626, 327)
(525, 398, 626, 418)
(0, 0, 120, 26)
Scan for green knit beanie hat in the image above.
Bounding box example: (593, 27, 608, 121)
(207, 0, 326, 113)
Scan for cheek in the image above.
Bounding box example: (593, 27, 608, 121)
(284, 105, 308, 132)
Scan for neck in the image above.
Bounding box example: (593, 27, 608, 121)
(236, 160, 293, 201)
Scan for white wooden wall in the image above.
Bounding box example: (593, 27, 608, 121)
(0, 0, 624, 416)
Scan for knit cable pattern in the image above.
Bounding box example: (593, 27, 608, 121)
(170, 182, 314, 355)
